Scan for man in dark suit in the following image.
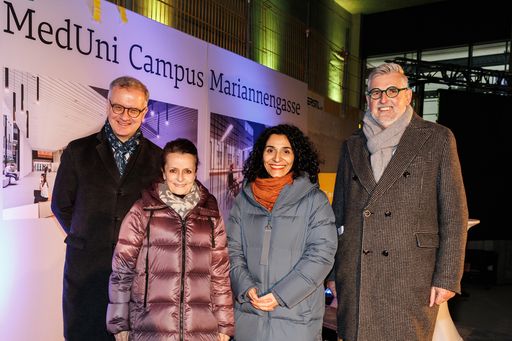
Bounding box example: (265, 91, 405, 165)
(52, 76, 162, 340)
(328, 63, 468, 341)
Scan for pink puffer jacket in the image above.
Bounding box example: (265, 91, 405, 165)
(107, 180, 234, 340)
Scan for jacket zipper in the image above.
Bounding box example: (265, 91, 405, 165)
(260, 220, 272, 265)
(179, 218, 187, 341)
(264, 215, 272, 340)
(208, 217, 215, 248)
(143, 210, 154, 308)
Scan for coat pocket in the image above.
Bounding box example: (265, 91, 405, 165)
(236, 301, 265, 316)
(415, 232, 439, 248)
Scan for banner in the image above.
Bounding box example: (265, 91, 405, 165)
(1, 0, 307, 219)
(0, 1, 308, 339)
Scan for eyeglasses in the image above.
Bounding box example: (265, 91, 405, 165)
(366, 86, 409, 100)
(108, 99, 146, 118)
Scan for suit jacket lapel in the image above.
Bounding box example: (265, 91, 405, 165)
(95, 131, 121, 183)
(347, 131, 376, 195)
(367, 114, 432, 206)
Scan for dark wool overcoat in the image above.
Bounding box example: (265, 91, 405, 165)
(332, 114, 468, 341)
(51, 130, 162, 341)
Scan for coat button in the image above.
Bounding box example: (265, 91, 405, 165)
(117, 190, 123, 196)
(363, 210, 372, 217)
(403, 171, 411, 178)
(363, 249, 372, 255)
(382, 250, 389, 257)
(114, 216, 120, 222)
(352, 175, 358, 181)
(384, 211, 392, 217)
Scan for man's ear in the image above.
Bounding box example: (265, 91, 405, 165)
(406, 88, 413, 105)
(139, 107, 149, 121)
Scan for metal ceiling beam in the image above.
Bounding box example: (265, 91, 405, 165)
(387, 57, 512, 96)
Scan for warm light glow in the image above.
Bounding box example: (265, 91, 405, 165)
(252, 4, 283, 71)
(37, 151, 53, 158)
(328, 56, 343, 103)
(323, 6, 349, 103)
(140, 0, 173, 26)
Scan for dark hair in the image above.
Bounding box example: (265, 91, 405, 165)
(161, 138, 199, 170)
(243, 124, 320, 183)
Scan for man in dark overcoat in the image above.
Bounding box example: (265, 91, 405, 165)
(328, 63, 468, 341)
(51, 76, 162, 340)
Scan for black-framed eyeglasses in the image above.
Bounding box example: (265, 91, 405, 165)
(366, 86, 409, 100)
(108, 99, 146, 118)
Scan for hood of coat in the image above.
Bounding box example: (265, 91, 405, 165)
(140, 179, 219, 217)
(241, 173, 318, 212)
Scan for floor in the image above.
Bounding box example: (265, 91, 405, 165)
(452, 281, 512, 341)
(321, 279, 512, 341)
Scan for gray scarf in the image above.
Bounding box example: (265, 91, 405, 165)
(363, 105, 413, 182)
(158, 182, 200, 219)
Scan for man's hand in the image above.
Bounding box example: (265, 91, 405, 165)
(218, 332, 230, 341)
(429, 286, 455, 307)
(114, 331, 129, 341)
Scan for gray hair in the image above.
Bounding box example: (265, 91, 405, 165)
(109, 76, 149, 103)
(367, 63, 409, 88)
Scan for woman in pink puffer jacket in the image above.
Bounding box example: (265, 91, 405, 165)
(107, 138, 234, 341)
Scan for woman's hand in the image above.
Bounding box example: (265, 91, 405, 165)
(247, 287, 259, 301)
(218, 332, 230, 341)
(250, 292, 279, 311)
(114, 331, 129, 341)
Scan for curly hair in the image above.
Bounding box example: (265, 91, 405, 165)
(243, 124, 321, 184)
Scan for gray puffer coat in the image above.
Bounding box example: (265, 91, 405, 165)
(227, 175, 337, 341)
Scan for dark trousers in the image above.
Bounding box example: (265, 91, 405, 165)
(63, 245, 115, 341)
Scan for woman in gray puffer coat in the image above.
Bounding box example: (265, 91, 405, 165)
(227, 124, 337, 341)
(107, 138, 234, 341)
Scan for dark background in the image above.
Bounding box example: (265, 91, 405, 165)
(361, 0, 511, 58)
(437, 89, 510, 240)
